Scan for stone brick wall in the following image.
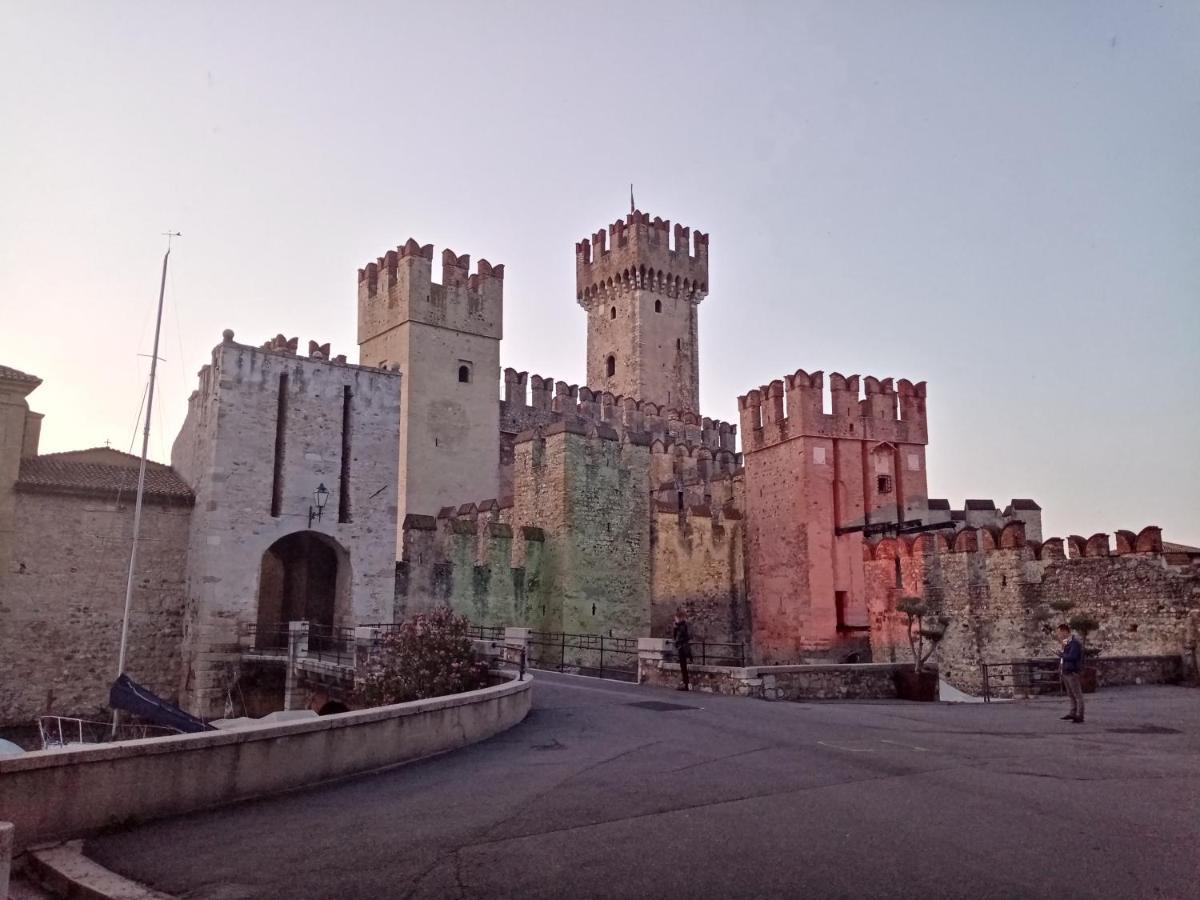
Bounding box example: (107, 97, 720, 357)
(512, 424, 652, 639)
(171, 335, 401, 716)
(0, 492, 191, 725)
(639, 660, 918, 701)
(394, 514, 545, 628)
(867, 526, 1200, 695)
(650, 508, 746, 645)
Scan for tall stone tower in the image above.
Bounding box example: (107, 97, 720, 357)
(576, 211, 708, 411)
(357, 239, 502, 541)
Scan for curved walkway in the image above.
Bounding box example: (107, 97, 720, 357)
(86, 675, 1200, 899)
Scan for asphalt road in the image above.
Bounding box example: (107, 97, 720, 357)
(86, 675, 1200, 900)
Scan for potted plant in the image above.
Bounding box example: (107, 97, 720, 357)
(893, 596, 948, 701)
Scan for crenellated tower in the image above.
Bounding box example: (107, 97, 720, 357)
(357, 239, 503, 545)
(576, 210, 708, 412)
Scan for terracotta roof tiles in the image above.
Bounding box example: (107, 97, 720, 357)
(16, 456, 194, 506)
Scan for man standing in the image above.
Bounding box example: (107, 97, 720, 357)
(672, 609, 692, 692)
(1058, 623, 1085, 723)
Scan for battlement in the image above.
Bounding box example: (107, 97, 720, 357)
(500, 367, 736, 453)
(357, 237, 503, 344)
(575, 209, 709, 308)
(737, 368, 928, 451)
(864, 524, 1165, 562)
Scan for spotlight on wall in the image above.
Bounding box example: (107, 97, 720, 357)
(309, 483, 330, 527)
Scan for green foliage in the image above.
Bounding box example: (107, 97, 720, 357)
(356, 608, 490, 706)
(1069, 612, 1100, 637)
(895, 596, 948, 673)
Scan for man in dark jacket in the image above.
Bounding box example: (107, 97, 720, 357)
(1058, 623, 1085, 723)
(672, 609, 692, 691)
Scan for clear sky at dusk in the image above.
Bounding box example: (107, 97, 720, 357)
(1, 1, 1197, 544)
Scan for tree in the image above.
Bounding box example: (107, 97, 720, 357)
(356, 608, 490, 706)
(895, 596, 949, 674)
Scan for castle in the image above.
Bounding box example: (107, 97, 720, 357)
(1, 203, 1196, 722)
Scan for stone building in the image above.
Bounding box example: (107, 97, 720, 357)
(0, 367, 193, 725)
(3, 199, 1197, 727)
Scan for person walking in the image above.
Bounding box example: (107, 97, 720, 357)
(672, 609, 692, 691)
(1058, 623, 1085, 723)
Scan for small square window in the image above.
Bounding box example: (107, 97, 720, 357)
(457, 361, 473, 383)
(877, 474, 893, 494)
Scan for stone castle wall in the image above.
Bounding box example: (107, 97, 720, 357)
(866, 525, 1200, 693)
(0, 492, 192, 724)
(395, 512, 546, 629)
(650, 507, 746, 646)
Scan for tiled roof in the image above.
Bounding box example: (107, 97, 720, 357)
(0, 365, 42, 386)
(1163, 541, 1200, 556)
(15, 456, 194, 506)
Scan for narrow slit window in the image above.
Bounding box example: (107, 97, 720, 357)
(338, 385, 352, 523)
(610, 306, 616, 320)
(606, 355, 616, 378)
(270, 373, 288, 516)
(654, 299, 662, 313)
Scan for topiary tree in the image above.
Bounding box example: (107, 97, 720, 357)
(895, 596, 949, 674)
(356, 607, 490, 706)
(1069, 612, 1101, 656)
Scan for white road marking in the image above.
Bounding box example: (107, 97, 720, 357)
(880, 739, 929, 751)
(817, 741, 875, 752)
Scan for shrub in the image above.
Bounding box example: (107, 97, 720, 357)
(356, 608, 490, 706)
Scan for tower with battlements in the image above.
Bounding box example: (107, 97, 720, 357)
(576, 211, 708, 412)
(357, 239, 503, 542)
(737, 369, 931, 663)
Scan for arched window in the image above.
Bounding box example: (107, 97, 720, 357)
(606, 355, 616, 378)
(654, 299, 662, 313)
(458, 365, 470, 384)
(610, 306, 616, 320)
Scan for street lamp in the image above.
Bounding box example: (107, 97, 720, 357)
(309, 483, 330, 526)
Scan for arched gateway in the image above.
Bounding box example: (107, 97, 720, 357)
(255, 531, 351, 644)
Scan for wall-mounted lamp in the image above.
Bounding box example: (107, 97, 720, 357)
(309, 483, 330, 527)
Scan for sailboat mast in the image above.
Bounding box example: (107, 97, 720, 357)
(112, 233, 178, 735)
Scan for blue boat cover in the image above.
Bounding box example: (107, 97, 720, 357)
(109, 673, 215, 733)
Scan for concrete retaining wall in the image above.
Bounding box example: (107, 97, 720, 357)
(641, 660, 920, 700)
(0, 672, 531, 851)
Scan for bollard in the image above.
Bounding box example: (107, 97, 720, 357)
(0, 821, 13, 899)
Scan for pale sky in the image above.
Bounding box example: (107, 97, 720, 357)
(2, 1, 1197, 545)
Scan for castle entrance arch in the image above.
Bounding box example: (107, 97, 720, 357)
(256, 531, 351, 643)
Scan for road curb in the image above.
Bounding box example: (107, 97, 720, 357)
(23, 841, 174, 900)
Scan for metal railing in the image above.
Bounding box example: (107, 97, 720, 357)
(671, 641, 747, 667)
(38, 715, 180, 749)
(527, 631, 639, 682)
(980, 659, 1063, 702)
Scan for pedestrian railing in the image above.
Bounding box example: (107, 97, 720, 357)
(666, 641, 747, 667)
(980, 659, 1063, 702)
(526, 631, 639, 682)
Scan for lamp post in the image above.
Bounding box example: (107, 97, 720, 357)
(309, 483, 330, 527)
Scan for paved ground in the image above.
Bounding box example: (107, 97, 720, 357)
(86, 675, 1200, 899)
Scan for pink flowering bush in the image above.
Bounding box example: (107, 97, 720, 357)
(356, 608, 490, 706)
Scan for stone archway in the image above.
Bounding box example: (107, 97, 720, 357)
(256, 531, 350, 640)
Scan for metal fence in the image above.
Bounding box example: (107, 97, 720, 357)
(526, 631, 639, 682)
(980, 659, 1063, 702)
(672, 641, 747, 667)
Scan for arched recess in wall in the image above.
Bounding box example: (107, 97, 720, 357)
(255, 530, 353, 648)
(610, 306, 616, 319)
(606, 355, 616, 378)
(654, 299, 662, 313)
